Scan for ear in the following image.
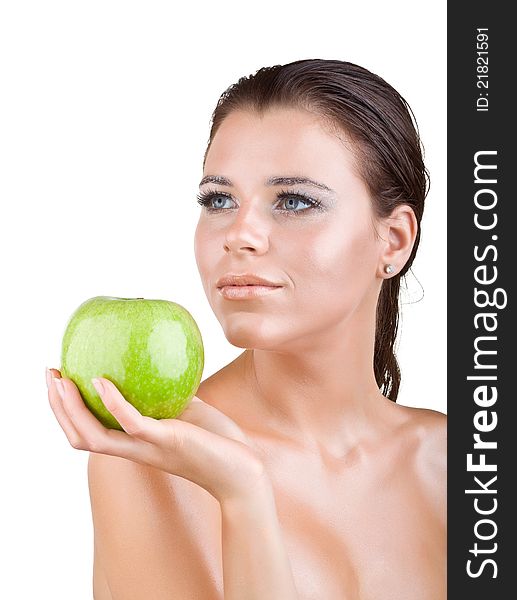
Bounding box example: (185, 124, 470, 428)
(377, 204, 418, 278)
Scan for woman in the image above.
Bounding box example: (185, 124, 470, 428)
(47, 59, 446, 599)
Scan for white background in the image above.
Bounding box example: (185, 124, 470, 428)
(0, 1, 446, 597)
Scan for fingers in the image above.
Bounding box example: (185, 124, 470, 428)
(47, 368, 82, 445)
(47, 367, 193, 470)
(47, 369, 145, 459)
(92, 378, 159, 441)
(91, 377, 188, 455)
(55, 377, 123, 454)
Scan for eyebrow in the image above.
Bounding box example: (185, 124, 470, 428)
(199, 174, 335, 194)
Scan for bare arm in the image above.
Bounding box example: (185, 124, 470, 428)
(220, 475, 299, 600)
(89, 454, 298, 600)
(88, 453, 224, 600)
(50, 371, 298, 598)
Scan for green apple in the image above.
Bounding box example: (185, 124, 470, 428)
(59, 296, 204, 430)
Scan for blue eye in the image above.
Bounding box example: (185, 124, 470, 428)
(196, 188, 323, 215)
(196, 192, 235, 211)
(276, 192, 321, 212)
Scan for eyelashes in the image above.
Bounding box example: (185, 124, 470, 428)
(196, 188, 324, 215)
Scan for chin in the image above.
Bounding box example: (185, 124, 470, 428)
(223, 328, 273, 351)
(220, 317, 286, 351)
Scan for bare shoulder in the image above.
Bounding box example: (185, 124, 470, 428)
(411, 406, 447, 468)
(196, 355, 242, 400)
(395, 404, 446, 471)
(396, 405, 447, 522)
(194, 358, 245, 418)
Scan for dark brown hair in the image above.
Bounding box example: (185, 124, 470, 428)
(202, 58, 429, 402)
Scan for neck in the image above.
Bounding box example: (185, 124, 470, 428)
(238, 302, 393, 457)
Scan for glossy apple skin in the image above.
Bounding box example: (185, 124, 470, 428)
(59, 296, 204, 430)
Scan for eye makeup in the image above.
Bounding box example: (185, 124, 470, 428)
(196, 187, 325, 216)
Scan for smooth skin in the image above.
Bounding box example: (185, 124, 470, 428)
(48, 368, 297, 599)
(48, 106, 446, 600)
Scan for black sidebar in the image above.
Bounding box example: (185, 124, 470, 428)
(448, 2, 515, 597)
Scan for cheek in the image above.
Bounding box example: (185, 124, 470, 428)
(193, 220, 217, 289)
(292, 219, 378, 312)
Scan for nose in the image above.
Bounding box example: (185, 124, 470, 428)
(223, 206, 270, 255)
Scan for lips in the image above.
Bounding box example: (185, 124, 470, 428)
(216, 273, 284, 300)
(216, 273, 283, 288)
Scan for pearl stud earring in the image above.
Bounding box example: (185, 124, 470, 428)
(384, 264, 394, 274)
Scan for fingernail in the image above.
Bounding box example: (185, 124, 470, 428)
(54, 378, 65, 400)
(92, 378, 105, 396)
(46, 368, 52, 389)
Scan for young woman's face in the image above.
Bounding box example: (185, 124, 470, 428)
(194, 107, 384, 351)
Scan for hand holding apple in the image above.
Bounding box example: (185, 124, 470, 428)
(47, 368, 268, 503)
